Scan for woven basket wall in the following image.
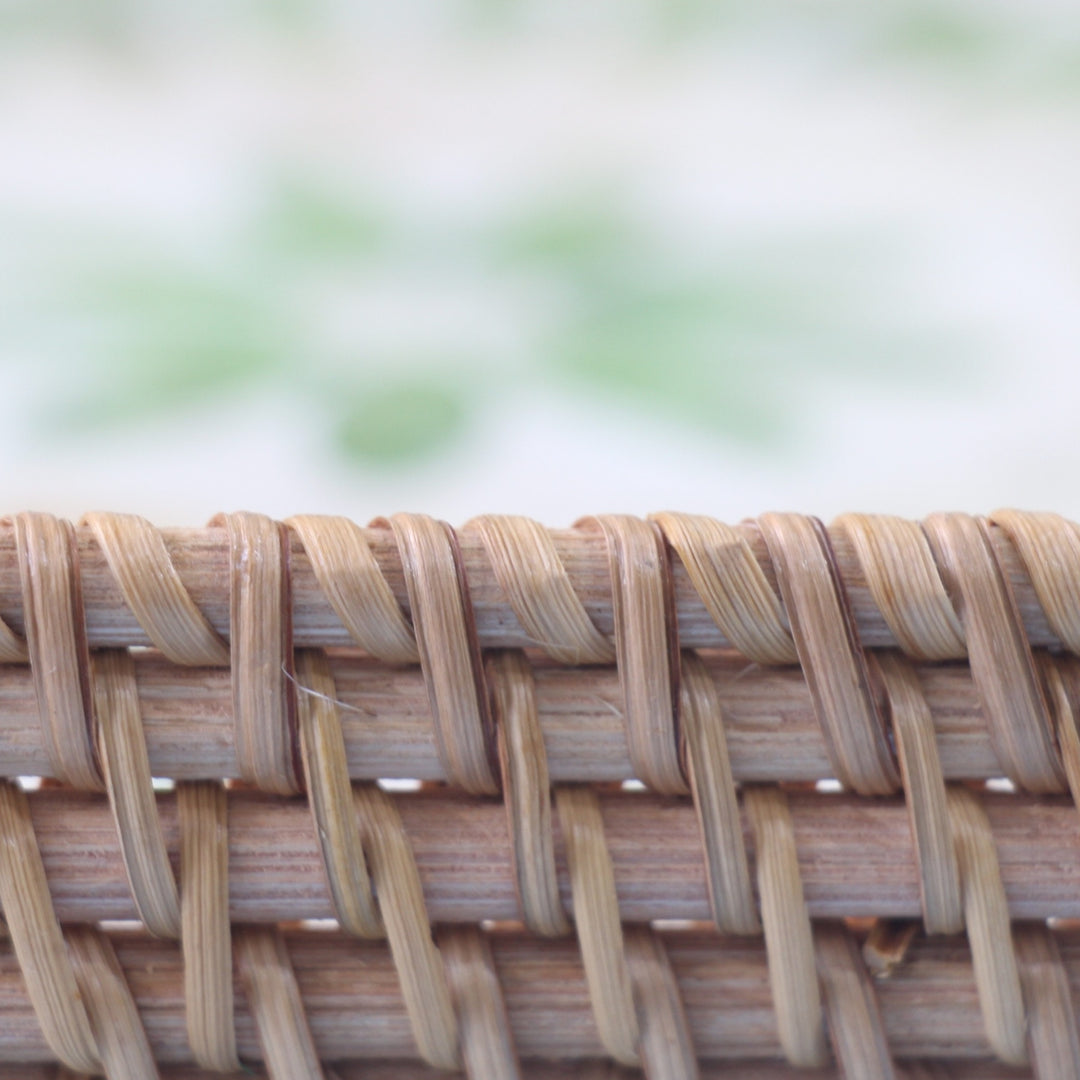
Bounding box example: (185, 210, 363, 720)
(1, 509, 1078, 1079)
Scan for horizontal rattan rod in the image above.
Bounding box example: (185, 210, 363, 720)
(27, 788, 1080, 924)
(0, 927, 1062, 1065)
(0, 521, 1058, 653)
(0, 1062, 1028, 1079)
(0, 653, 1014, 782)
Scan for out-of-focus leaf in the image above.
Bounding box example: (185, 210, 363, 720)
(53, 335, 281, 431)
(550, 279, 797, 446)
(490, 195, 642, 273)
(50, 262, 285, 429)
(879, 8, 1001, 61)
(334, 377, 469, 464)
(547, 262, 967, 446)
(261, 179, 387, 259)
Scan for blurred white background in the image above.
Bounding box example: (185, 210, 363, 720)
(2, 0, 1079, 525)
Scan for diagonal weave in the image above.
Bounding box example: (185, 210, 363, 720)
(1, 509, 1080, 1077)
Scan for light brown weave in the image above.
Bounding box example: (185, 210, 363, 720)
(1, 509, 1080, 1079)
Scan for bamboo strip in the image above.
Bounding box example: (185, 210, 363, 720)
(0, 653, 1038, 783)
(0, 1062, 1036, 1079)
(0, 927, 1071, 1065)
(20, 788, 1080, 924)
(0, 522, 1057, 653)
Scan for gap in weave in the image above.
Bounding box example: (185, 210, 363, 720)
(378, 778, 422, 792)
(621, 779, 646, 792)
(985, 777, 1017, 793)
(15, 776, 40, 791)
(151, 777, 175, 791)
(98, 920, 145, 932)
(815, 779, 843, 793)
(300, 919, 340, 932)
(652, 919, 710, 931)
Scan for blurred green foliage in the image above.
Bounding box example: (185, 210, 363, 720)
(335, 377, 469, 465)
(16, 177, 969, 466)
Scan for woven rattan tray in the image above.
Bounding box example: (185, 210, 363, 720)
(2, 509, 1079, 1078)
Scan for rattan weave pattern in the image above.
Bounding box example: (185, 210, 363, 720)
(0, 509, 1079, 1078)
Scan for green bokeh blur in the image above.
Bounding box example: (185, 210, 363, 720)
(1, 0, 1076, 520)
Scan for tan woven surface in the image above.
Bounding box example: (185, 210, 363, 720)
(2, 510, 1080, 1077)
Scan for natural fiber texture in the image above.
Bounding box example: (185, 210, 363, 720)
(947, 785, 1027, 1066)
(580, 515, 685, 794)
(383, 513, 497, 795)
(757, 513, 898, 795)
(7, 508, 1080, 1078)
(680, 650, 758, 935)
(65, 926, 158, 1080)
(874, 651, 962, 934)
(438, 926, 522, 1080)
(178, 780, 239, 1072)
(650, 511, 796, 665)
(922, 512, 1064, 793)
(353, 781, 461, 1070)
(0, 780, 99, 1072)
(467, 515, 614, 666)
(489, 648, 569, 937)
(623, 926, 699, 1080)
(14, 923, 1080, 1066)
(235, 926, 324, 1080)
(814, 922, 896, 1080)
(555, 785, 640, 1067)
(13, 513, 101, 791)
(214, 512, 299, 796)
(287, 515, 418, 665)
(82, 512, 228, 667)
(744, 785, 825, 1068)
(93, 648, 180, 939)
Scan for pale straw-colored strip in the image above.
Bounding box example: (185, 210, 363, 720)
(554, 786, 640, 1068)
(0, 568, 26, 661)
(1042, 654, 1080, 820)
(466, 515, 614, 665)
(439, 926, 523, 1080)
(178, 780, 239, 1072)
(93, 648, 181, 939)
(923, 513, 1064, 792)
(623, 926, 700, 1080)
(294, 648, 381, 938)
(214, 512, 299, 796)
(1015, 923, 1080, 1080)
(833, 514, 966, 661)
(353, 782, 460, 1071)
(991, 510, 1080, 656)
(757, 513, 898, 795)
(873, 651, 962, 934)
(0, 619, 27, 662)
(579, 515, 685, 794)
(236, 926, 326, 1080)
(0, 780, 100, 1072)
(680, 650, 758, 935)
(814, 922, 897, 1080)
(651, 512, 796, 665)
(13, 512, 102, 791)
(66, 925, 160, 1079)
(946, 785, 1027, 1066)
(294, 648, 461, 1067)
(744, 785, 826, 1068)
(383, 513, 497, 795)
(83, 512, 229, 666)
(287, 515, 418, 664)
(489, 649, 568, 937)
